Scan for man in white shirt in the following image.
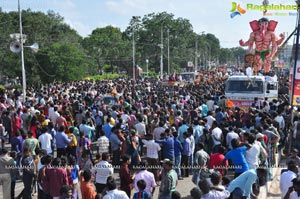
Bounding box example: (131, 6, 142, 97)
(121, 110, 131, 124)
(274, 111, 285, 131)
(211, 121, 222, 153)
(49, 106, 60, 127)
(103, 176, 129, 199)
(142, 134, 161, 180)
(153, 122, 165, 141)
(226, 127, 239, 150)
(206, 97, 215, 112)
(96, 130, 109, 154)
(280, 161, 298, 198)
(199, 178, 230, 199)
(92, 153, 114, 194)
(135, 117, 146, 137)
(134, 161, 157, 196)
(135, 117, 147, 155)
(244, 133, 260, 169)
(205, 112, 216, 130)
(16, 96, 22, 109)
(142, 134, 161, 160)
(39, 95, 46, 106)
(246, 66, 253, 76)
(38, 127, 53, 154)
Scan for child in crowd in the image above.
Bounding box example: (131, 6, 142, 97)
(171, 191, 181, 199)
(189, 187, 201, 199)
(132, 179, 151, 199)
(210, 171, 225, 190)
(67, 156, 79, 199)
(60, 185, 73, 199)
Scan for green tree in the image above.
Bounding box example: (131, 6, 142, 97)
(82, 26, 131, 74)
(0, 8, 243, 83)
(218, 48, 234, 64)
(230, 47, 247, 65)
(123, 12, 226, 74)
(0, 9, 86, 84)
(36, 43, 88, 82)
(124, 12, 197, 75)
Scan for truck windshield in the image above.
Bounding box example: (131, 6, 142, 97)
(226, 80, 264, 93)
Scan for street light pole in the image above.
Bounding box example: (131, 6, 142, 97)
(160, 26, 164, 79)
(195, 37, 198, 72)
(132, 29, 135, 81)
(146, 59, 149, 76)
(18, 0, 26, 103)
(208, 45, 211, 67)
(167, 28, 170, 75)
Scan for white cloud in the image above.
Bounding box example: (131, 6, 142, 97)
(64, 19, 92, 36)
(52, 0, 76, 9)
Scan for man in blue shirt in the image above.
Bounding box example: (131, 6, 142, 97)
(102, 118, 113, 139)
(221, 138, 250, 178)
(181, 132, 192, 178)
(172, 129, 183, 180)
(201, 102, 208, 117)
(178, 121, 189, 144)
(228, 168, 266, 199)
(156, 129, 175, 161)
(193, 120, 204, 144)
(215, 108, 225, 126)
(110, 126, 122, 166)
(55, 126, 73, 158)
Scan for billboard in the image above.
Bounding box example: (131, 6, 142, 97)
(292, 61, 300, 106)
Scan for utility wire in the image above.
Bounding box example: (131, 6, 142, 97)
(32, 53, 56, 77)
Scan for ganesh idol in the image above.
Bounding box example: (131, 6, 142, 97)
(239, 18, 285, 74)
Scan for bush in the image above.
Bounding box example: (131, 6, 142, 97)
(102, 64, 114, 73)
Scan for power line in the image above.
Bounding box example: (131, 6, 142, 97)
(32, 54, 56, 77)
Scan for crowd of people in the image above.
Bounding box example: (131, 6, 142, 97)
(0, 69, 297, 199)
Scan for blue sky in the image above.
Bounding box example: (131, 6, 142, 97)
(0, 0, 297, 48)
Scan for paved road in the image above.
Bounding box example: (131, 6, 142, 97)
(0, 143, 284, 199)
(2, 173, 196, 199)
(262, 157, 286, 199)
(1, 165, 284, 199)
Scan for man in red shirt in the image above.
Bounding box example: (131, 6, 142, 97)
(209, 146, 228, 176)
(45, 158, 69, 199)
(119, 155, 135, 198)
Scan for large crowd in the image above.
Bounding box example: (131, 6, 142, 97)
(0, 69, 299, 199)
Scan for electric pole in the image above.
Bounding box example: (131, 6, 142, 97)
(167, 28, 170, 75)
(160, 26, 163, 79)
(195, 37, 198, 72)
